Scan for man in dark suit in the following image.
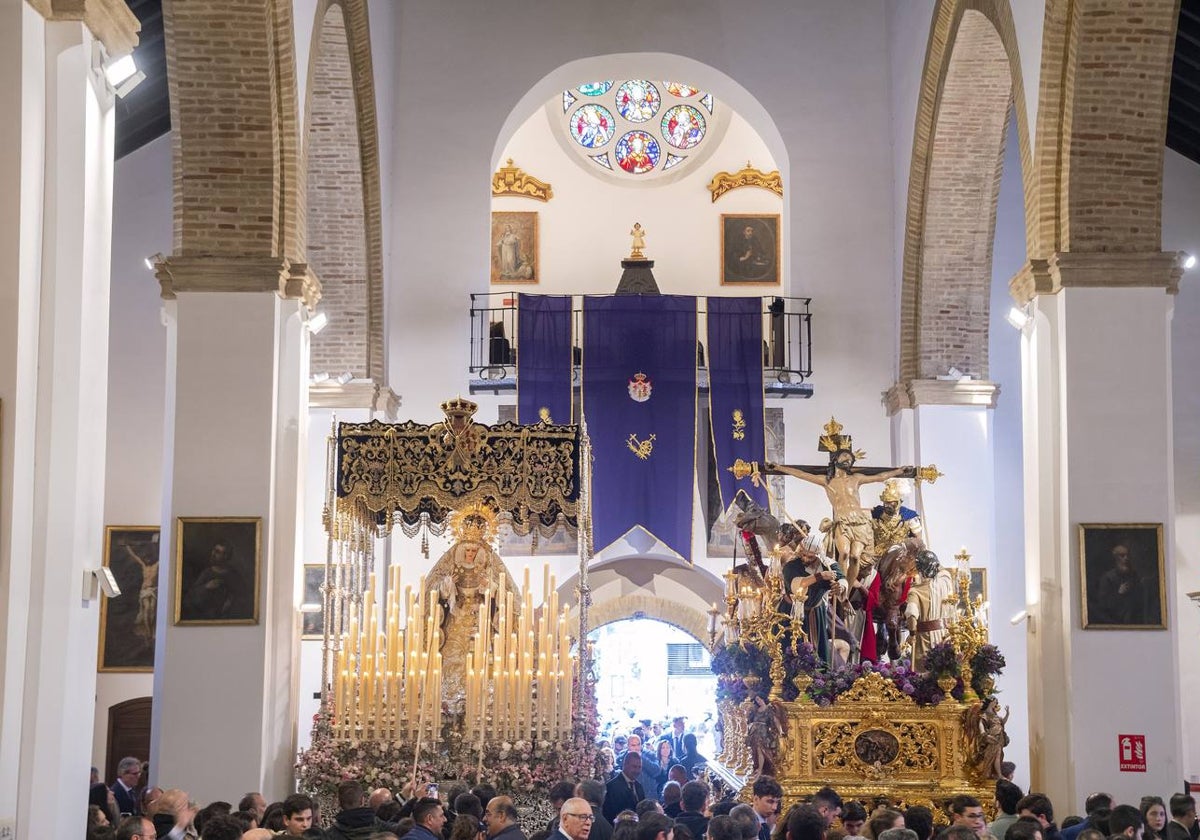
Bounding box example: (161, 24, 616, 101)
(604, 753, 645, 823)
(578, 780, 614, 840)
(670, 718, 686, 758)
(1167, 794, 1196, 840)
(110, 756, 142, 816)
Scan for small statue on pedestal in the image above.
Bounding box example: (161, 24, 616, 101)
(629, 222, 647, 259)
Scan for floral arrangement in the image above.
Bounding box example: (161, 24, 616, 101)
(297, 677, 601, 799)
(710, 635, 1004, 709)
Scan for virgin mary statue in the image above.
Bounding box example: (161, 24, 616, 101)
(426, 504, 519, 709)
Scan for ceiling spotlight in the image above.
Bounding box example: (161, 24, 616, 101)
(335, 371, 354, 386)
(1185, 253, 1197, 270)
(310, 372, 330, 385)
(306, 311, 329, 335)
(102, 53, 145, 98)
(143, 252, 163, 271)
(1005, 306, 1031, 331)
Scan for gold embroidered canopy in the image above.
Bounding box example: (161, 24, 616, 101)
(333, 397, 580, 534)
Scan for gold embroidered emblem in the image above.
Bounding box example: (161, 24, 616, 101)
(626, 433, 656, 460)
(538, 406, 553, 423)
(732, 409, 746, 440)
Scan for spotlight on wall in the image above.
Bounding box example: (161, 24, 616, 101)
(1010, 609, 1029, 626)
(1185, 253, 1197, 270)
(298, 603, 322, 614)
(335, 371, 354, 386)
(310, 372, 330, 385)
(102, 53, 145, 98)
(1005, 305, 1031, 331)
(306, 311, 329, 335)
(143, 252, 163, 271)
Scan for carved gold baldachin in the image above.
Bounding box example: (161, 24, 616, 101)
(707, 162, 784, 203)
(492, 159, 553, 202)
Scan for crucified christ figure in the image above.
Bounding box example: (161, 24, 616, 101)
(756, 419, 938, 591)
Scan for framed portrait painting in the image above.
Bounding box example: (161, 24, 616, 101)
(720, 213, 780, 285)
(490, 211, 538, 284)
(174, 517, 261, 625)
(969, 567, 988, 604)
(301, 564, 326, 639)
(98, 526, 160, 672)
(1078, 523, 1166, 630)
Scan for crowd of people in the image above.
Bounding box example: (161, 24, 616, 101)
(87, 731, 1200, 840)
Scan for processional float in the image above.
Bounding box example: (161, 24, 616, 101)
(708, 418, 1010, 816)
(299, 397, 599, 797)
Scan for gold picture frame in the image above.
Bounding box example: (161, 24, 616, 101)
(720, 213, 780, 285)
(174, 517, 262, 625)
(1078, 523, 1166, 630)
(98, 526, 160, 672)
(490, 210, 539, 284)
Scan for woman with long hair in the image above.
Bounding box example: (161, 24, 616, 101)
(655, 739, 674, 794)
(1141, 797, 1168, 840)
(864, 809, 905, 840)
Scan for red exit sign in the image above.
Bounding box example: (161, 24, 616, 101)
(1119, 734, 1147, 772)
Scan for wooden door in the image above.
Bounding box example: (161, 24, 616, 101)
(105, 697, 152, 785)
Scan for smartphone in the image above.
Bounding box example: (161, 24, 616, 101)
(427, 783, 439, 797)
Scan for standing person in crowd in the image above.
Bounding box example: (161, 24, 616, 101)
(1063, 795, 1114, 840)
(547, 781, 577, 836)
(948, 798, 986, 839)
(678, 734, 707, 779)
(1017, 794, 1060, 840)
(662, 782, 683, 819)
(1006, 818, 1045, 840)
(605, 754, 647, 823)
(1167, 794, 1196, 840)
(730, 804, 763, 840)
(842, 803, 868, 840)
(637, 814, 676, 840)
(865, 809, 904, 840)
(619, 735, 661, 800)
(111, 757, 143, 817)
(655, 740, 675, 795)
(1109, 805, 1145, 840)
(991, 782, 1026, 840)
(1142, 798, 1168, 840)
(903, 806, 933, 840)
(326, 781, 410, 840)
(578, 779, 615, 840)
(278, 794, 316, 838)
(787, 805, 828, 840)
(560, 798, 597, 840)
(751, 778, 784, 840)
(812, 789, 843, 830)
(676, 782, 711, 839)
(670, 719, 687, 758)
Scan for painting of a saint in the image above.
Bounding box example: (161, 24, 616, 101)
(721, 214, 780, 285)
(1079, 523, 1166, 629)
(174, 517, 261, 625)
(490, 211, 538, 284)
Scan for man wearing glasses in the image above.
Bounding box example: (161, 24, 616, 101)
(116, 815, 156, 840)
(111, 756, 143, 816)
(561, 798, 597, 840)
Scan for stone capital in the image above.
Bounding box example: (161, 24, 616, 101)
(884, 379, 1000, 415)
(309, 380, 400, 419)
(156, 255, 322, 310)
(27, 0, 140, 56)
(1009, 251, 1184, 305)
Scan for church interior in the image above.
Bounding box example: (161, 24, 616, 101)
(4, 0, 1200, 837)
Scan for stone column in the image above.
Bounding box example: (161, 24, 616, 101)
(0, 2, 137, 835)
(886, 379, 1030, 784)
(151, 259, 316, 803)
(1012, 252, 1183, 809)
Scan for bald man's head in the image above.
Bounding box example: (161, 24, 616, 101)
(369, 788, 394, 811)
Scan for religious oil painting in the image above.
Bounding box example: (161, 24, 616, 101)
(1078, 523, 1166, 630)
(98, 526, 160, 672)
(174, 517, 261, 625)
(301, 564, 326, 639)
(969, 567, 988, 604)
(720, 214, 780, 285)
(490, 211, 539, 284)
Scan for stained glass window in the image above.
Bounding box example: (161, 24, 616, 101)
(661, 105, 706, 150)
(615, 131, 660, 174)
(615, 80, 661, 123)
(556, 79, 717, 181)
(569, 104, 616, 149)
(663, 81, 700, 97)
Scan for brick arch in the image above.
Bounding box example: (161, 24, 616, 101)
(1031, 0, 1181, 255)
(898, 0, 1035, 384)
(303, 0, 386, 380)
(586, 594, 711, 644)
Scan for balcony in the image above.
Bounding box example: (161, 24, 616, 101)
(467, 292, 813, 398)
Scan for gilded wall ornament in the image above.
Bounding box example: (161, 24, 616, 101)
(492, 158, 554, 202)
(706, 162, 784, 202)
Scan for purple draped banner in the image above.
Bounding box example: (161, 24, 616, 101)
(517, 293, 573, 425)
(707, 296, 768, 511)
(583, 295, 697, 561)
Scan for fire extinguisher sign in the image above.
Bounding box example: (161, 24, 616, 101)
(1119, 734, 1147, 772)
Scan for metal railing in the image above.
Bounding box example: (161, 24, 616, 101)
(468, 292, 813, 383)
